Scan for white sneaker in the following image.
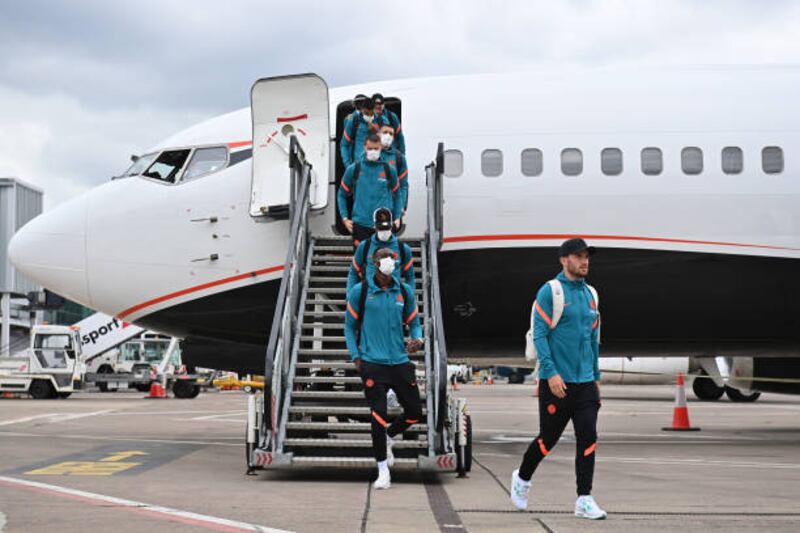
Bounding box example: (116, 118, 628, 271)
(386, 436, 395, 468)
(575, 495, 607, 519)
(373, 467, 391, 490)
(387, 389, 400, 409)
(510, 469, 531, 510)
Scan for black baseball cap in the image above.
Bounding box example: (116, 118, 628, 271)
(372, 93, 385, 104)
(558, 238, 596, 257)
(373, 208, 393, 230)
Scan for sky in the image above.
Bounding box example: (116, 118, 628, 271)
(1, 0, 799, 208)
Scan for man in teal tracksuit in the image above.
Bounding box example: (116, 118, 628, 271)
(345, 247, 423, 490)
(372, 93, 406, 154)
(337, 134, 401, 248)
(341, 96, 377, 167)
(347, 208, 415, 291)
(510, 238, 608, 520)
(379, 123, 409, 220)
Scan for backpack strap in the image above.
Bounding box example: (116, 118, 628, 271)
(358, 237, 372, 280)
(586, 284, 600, 343)
(351, 162, 361, 194)
(399, 283, 411, 332)
(356, 279, 369, 346)
(349, 112, 360, 162)
(400, 242, 408, 271)
(547, 279, 565, 329)
(383, 162, 397, 193)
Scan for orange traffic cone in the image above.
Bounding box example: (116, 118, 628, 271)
(662, 373, 700, 431)
(147, 381, 167, 399)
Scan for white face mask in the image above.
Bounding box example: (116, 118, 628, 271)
(363, 113, 374, 123)
(378, 257, 396, 276)
(376, 229, 392, 242)
(380, 133, 394, 148)
(365, 149, 381, 162)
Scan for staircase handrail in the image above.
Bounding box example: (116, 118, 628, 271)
(262, 135, 313, 451)
(425, 142, 450, 447)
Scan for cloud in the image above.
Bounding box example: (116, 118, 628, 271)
(1, 0, 799, 207)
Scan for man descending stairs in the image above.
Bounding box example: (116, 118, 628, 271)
(279, 235, 431, 470)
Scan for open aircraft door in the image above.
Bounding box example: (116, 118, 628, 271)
(250, 74, 329, 217)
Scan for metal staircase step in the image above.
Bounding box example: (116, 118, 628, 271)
(285, 438, 427, 449)
(292, 390, 427, 400)
(297, 348, 426, 358)
(290, 456, 419, 469)
(296, 362, 355, 370)
(299, 336, 346, 342)
(312, 256, 422, 264)
(293, 376, 363, 384)
(289, 406, 427, 416)
(301, 323, 346, 330)
(309, 276, 422, 284)
(286, 421, 427, 432)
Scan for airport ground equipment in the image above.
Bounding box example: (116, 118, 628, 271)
(0, 324, 82, 399)
(84, 335, 205, 398)
(245, 118, 470, 474)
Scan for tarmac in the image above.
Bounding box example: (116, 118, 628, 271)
(1, 383, 800, 532)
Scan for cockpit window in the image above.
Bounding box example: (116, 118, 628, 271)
(123, 152, 158, 177)
(143, 150, 191, 183)
(182, 147, 228, 181)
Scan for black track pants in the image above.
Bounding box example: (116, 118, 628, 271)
(359, 361, 423, 462)
(352, 224, 374, 251)
(518, 381, 600, 496)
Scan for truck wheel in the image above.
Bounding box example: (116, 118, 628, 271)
(58, 392, 72, 399)
(134, 383, 152, 393)
(692, 375, 724, 401)
(173, 380, 200, 399)
(97, 365, 114, 392)
(30, 380, 55, 400)
(508, 372, 524, 384)
(725, 386, 761, 403)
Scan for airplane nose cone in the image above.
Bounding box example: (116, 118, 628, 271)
(8, 193, 91, 305)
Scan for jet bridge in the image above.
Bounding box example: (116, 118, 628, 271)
(244, 81, 470, 473)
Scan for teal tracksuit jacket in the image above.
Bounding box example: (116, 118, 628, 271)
(376, 109, 406, 154)
(381, 147, 409, 214)
(336, 158, 400, 227)
(347, 233, 415, 291)
(533, 272, 601, 383)
(345, 277, 422, 365)
(340, 111, 374, 167)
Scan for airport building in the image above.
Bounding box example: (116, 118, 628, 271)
(0, 177, 43, 356)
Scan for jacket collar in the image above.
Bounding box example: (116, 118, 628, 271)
(557, 271, 587, 288)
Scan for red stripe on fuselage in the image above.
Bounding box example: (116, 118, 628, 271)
(118, 265, 284, 319)
(442, 234, 800, 252)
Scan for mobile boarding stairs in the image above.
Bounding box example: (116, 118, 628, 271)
(244, 76, 471, 476)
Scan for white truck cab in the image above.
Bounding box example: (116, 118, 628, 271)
(0, 325, 83, 399)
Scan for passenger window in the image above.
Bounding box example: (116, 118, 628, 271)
(561, 148, 582, 176)
(183, 147, 228, 181)
(762, 146, 783, 174)
(143, 150, 191, 183)
(481, 149, 503, 177)
(124, 153, 158, 177)
(521, 148, 543, 176)
(641, 147, 662, 175)
(681, 147, 703, 175)
(444, 149, 463, 178)
(721, 147, 743, 174)
(601, 148, 623, 176)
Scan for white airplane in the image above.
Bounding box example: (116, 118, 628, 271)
(8, 67, 800, 401)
